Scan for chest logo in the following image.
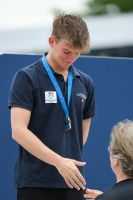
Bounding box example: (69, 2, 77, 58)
(45, 91, 57, 103)
(76, 93, 87, 99)
(76, 93, 87, 104)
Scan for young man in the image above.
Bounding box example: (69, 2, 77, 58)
(84, 120, 133, 200)
(8, 11, 96, 200)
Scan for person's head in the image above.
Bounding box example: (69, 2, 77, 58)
(108, 119, 133, 177)
(48, 11, 90, 69)
(51, 11, 90, 53)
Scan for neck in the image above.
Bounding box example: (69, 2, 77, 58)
(115, 170, 133, 183)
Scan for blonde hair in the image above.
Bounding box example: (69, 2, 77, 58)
(52, 11, 90, 53)
(108, 119, 133, 176)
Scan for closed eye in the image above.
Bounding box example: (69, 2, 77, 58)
(64, 50, 70, 54)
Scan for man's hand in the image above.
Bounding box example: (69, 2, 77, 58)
(84, 188, 103, 199)
(56, 158, 86, 190)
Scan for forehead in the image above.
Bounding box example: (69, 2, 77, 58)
(57, 39, 81, 53)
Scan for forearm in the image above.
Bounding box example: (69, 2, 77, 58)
(12, 127, 62, 167)
(83, 118, 91, 145)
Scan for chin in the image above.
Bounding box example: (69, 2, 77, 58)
(64, 63, 72, 68)
(62, 60, 72, 67)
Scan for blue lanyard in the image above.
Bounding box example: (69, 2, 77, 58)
(41, 55, 73, 130)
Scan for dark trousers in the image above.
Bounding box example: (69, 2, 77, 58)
(17, 188, 86, 200)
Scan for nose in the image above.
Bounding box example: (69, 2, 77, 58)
(67, 54, 78, 63)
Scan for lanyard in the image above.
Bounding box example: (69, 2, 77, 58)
(41, 55, 73, 130)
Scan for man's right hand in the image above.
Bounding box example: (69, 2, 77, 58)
(56, 158, 86, 190)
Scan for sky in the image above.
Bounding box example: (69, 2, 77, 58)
(0, 0, 87, 31)
(1, 0, 132, 54)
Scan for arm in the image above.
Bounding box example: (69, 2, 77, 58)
(83, 118, 91, 145)
(84, 188, 103, 199)
(11, 106, 86, 190)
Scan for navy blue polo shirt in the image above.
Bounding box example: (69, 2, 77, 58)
(8, 57, 96, 188)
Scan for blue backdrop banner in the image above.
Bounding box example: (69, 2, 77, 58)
(0, 53, 133, 199)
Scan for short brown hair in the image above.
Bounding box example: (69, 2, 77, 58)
(52, 11, 90, 53)
(108, 119, 133, 176)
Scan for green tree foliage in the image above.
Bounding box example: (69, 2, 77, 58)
(84, 0, 133, 15)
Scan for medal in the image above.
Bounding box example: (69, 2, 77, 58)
(65, 117, 71, 131)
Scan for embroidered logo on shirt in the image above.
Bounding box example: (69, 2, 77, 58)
(82, 99, 84, 103)
(76, 93, 87, 99)
(76, 93, 87, 104)
(45, 91, 57, 103)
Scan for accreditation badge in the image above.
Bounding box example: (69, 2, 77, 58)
(45, 91, 57, 103)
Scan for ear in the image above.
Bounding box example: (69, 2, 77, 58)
(113, 158, 119, 167)
(48, 36, 55, 47)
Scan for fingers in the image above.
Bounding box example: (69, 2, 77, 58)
(56, 158, 86, 190)
(84, 189, 94, 199)
(72, 160, 86, 167)
(65, 177, 84, 190)
(86, 188, 91, 193)
(65, 169, 86, 190)
(84, 188, 103, 199)
(71, 176, 84, 190)
(65, 178, 73, 189)
(84, 194, 94, 199)
(76, 170, 86, 186)
(67, 164, 86, 190)
(71, 159, 86, 188)
(84, 191, 92, 199)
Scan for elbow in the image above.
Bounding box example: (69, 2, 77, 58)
(12, 128, 18, 142)
(12, 126, 22, 143)
(83, 139, 87, 145)
(83, 134, 89, 145)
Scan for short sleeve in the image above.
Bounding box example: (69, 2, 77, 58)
(83, 79, 96, 119)
(8, 70, 33, 111)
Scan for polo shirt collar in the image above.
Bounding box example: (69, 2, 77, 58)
(71, 65, 80, 78)
(40, 56, 80, 79)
